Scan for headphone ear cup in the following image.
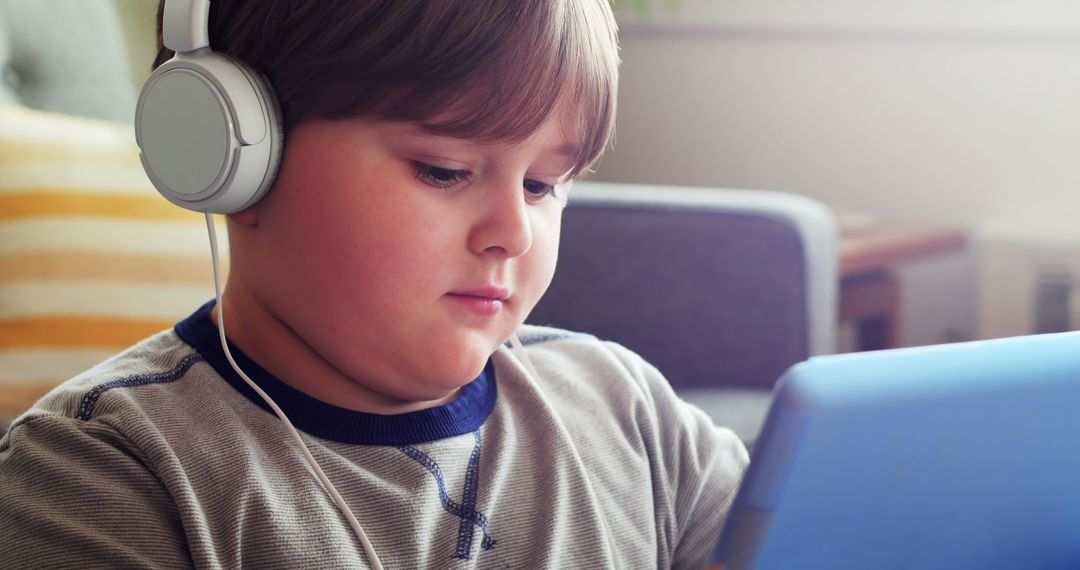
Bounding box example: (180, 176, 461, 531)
(135, 53, 282, 214)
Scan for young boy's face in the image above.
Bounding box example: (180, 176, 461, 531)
(224, 103, 579, 411)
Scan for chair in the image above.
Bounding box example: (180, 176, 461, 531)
(528, 181, 838, 444)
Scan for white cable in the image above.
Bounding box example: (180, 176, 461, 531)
(508, 333, 624, 570)
(203, 214, 384, 570)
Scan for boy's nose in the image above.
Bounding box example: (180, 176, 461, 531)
(468, 182, 533, 258)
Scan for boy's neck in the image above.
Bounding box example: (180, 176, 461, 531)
(211, 288, 461, 414)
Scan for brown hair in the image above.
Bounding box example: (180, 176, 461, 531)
(155, 0, 619, 177)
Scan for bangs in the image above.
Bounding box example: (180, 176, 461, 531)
(405, 1, 620, 178)
(286, 0, 620, 178)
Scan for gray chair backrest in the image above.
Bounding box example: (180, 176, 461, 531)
(529, 181, 838, 390)
(0, 0, 135, 121)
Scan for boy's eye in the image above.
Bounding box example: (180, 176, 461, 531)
(413, 161, 469, 188)
(524, 179, 558, 201)
(413, 160, 560, 201)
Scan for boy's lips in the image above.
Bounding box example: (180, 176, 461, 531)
(449, 286, 511, 301)
(445, 287, 511, 315)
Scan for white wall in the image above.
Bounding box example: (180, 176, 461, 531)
(596, 0, 1080, 346)
(112, 0, 158, 89)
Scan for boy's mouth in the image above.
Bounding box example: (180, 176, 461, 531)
(449, 286, 511, 301)
(445, 287, 511, 315)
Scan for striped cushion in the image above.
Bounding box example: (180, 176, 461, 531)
(0, 105, 224, 414)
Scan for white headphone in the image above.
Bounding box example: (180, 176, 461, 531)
(135, 0, 282, 214)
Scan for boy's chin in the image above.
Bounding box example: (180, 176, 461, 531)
(435, 354, 491, 386)
(425, 337, 500, 385)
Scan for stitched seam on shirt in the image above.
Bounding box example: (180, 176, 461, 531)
(75, 353, 204, 421)
(398, 431, 495, 560)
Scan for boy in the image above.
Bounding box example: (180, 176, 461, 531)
(0, 1, 748, 568)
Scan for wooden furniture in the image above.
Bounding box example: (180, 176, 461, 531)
(838, 219, 968, 351)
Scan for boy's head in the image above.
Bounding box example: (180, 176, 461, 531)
(150, 0, 620, 412)
(154, 0, 619, 178)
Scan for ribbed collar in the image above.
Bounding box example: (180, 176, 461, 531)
(174, 301, 497, 446)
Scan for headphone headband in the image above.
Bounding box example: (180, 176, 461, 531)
(163, 0, 211, 53)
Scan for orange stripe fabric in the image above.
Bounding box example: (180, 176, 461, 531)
(0, 317, 173, 349)
(0, 192, 195, 222)
(0, 141, 139, 166)
(0, 252, 218, 284)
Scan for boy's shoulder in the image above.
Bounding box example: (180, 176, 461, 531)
(513, 323, 657, 375)
(6, 329, 211, 433)
(507, 323, 671, 407)
(513, 323, 632, 373)
(514, 323, 598, 346)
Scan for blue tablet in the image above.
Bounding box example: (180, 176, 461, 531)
(712, 332, 1080, 570)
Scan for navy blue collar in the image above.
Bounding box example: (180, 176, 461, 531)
(174, 301, 497, 446)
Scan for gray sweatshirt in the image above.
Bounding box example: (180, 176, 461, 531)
(0, 302, 748, 569)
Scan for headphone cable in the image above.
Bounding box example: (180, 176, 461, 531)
(204, 213, 385, 570)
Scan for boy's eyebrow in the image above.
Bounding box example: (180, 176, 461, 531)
(408, 128, 580, 162)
